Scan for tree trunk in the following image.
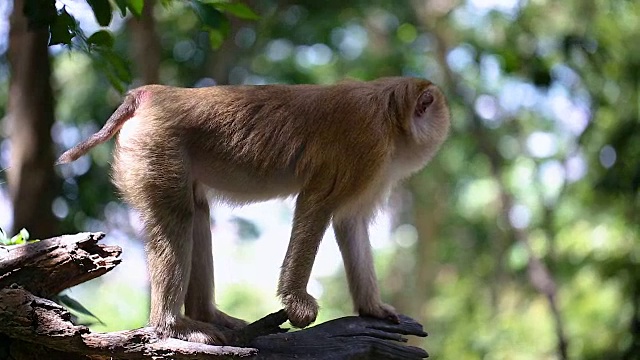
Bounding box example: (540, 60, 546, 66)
(7, 0, 58, 237)
(129, 0, 161, 85)
(408, 174, 445, 311)
(387, 177, 444, 347)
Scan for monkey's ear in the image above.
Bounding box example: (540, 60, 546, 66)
(407, 83, 448, 143)
(413, 89, 435, 119)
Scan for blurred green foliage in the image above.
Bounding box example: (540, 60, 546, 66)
(1, 0, 639, 359)
(0, 228, 33, 245)
(23, 0, 256, 91)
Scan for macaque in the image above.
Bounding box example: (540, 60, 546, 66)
(58, 77, 450, 344)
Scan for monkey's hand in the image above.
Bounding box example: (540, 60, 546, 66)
(281, 292, 318, 328)
(359, 301, 401, 324)
(211, 308, 248, 331)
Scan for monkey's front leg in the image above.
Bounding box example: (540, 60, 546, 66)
(277, 193, 333, 328)
(333, 216, 399, 323)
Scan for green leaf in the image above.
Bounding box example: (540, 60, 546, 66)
(214, 2, 259, 20)
(192, 2, 232, 49)
(24, 0, 57, 29)
(9, 228, 28, 245)
(105, 70, 127, 93)
(57, 294, 105, 325)
(208, 29, 225, 49)
(87, 30, 114, 48)
(88, 44, 132, 93)
(113, 0, 144, 18)
(93, 50, 132, 92)
(106, 52, 133, 83)
(127, 0, 145, 18)
(0, 228, 35, 245)
(192, 2, 230, 34)
(49, 8, 76, 46)
(114, 0, 128, 17)
(87, 0, 113, 27)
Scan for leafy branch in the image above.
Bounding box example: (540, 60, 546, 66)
(22, 0, 258, 91)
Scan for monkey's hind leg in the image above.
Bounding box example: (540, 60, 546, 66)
(119, 151, 229, 345)
(184, 182, 247, 331)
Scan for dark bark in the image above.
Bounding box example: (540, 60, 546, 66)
(0, 233, 428, 359)
(0, 287, 427, 360)
(7, 0, 58, 238)
(249, 312, 428, 360)
(0, 232, 121, 298)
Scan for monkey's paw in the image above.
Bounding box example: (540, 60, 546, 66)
(359, 302, 400, 324)
(157, 316, 229, 345)
(281, 292, 318, 328)
(187, 305, 248, 331)
(212, 309, 248, 331)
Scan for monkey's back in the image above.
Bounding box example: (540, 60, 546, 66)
(121, 83, 394, 203)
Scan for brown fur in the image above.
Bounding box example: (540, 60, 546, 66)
(58, 77, 450, 344)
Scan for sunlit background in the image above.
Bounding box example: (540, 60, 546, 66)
(1, 0, 639, 359)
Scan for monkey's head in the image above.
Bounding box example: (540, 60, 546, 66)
(380, 77, 450, 171)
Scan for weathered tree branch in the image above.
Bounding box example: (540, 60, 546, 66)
(0, 233, 429, 359)
(0, 232, 120, 297)
(249, 312, 428, 359)
(0, 287, 258, 359)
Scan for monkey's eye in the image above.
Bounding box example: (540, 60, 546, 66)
(414, 90, 434, 118)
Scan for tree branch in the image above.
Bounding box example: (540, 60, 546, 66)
(0, 287, 427, 359)
(0, 233, 428, 359)
(0, 232, 121, 297)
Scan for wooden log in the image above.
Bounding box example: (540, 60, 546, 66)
(248, 311, 429, 360)
(0, 233, 428, 359)
(0, 287, 427, 359)
(0, 232, 121, 297)
(0, 287, 257, 360)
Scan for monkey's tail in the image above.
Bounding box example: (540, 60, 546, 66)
(56, 91, 143, 164)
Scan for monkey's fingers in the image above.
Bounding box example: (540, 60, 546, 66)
(246, 309, 289, 330)
(367, 314, 428, 337)
(365, 311, 400, 325)
(247, 314, 429, 359)
(229, 310, 289, 346)
(346, 316, 429, 359)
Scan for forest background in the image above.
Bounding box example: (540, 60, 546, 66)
(0, 0, 638, 359)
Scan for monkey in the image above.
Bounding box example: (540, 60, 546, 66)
(57, 77, 450, 345)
